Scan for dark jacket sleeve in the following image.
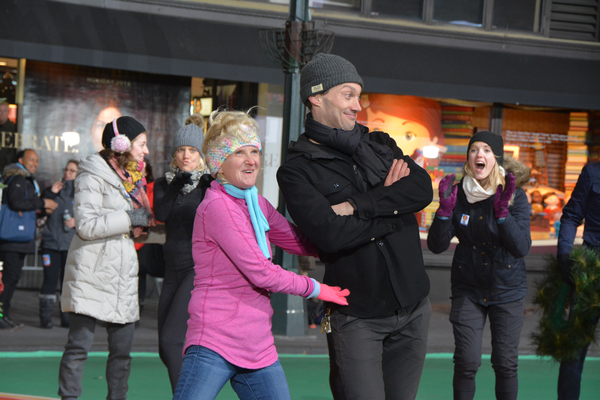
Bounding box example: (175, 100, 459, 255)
(6, 175, 45, 212)
(557, 166, 589, 257)
(347, 133, 433, 220)
(41, 186, 59, 200)
(153, 177, 175, 223)
(496, 188, 532, 259)
(277, 163, 400, 254)
(427, 214, 454, 254)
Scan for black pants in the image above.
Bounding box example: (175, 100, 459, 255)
(137, 244, 165, 305)
(450, 296, 524, 400)
(158, 266, 195, 393)
(329, 296, 431, 400)
(40, 249, 68, 295)
(0, 251, 27, 318)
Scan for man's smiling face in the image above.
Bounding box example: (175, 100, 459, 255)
(311, 83, 362, 131)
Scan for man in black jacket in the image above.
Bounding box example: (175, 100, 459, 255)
(277, 54, 433, 400)
(0, 149, 57, 329)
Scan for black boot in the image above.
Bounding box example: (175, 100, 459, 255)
(60, 311, 70, 328)
(58, 299, 70, 328)
(39, 294, 56, 329)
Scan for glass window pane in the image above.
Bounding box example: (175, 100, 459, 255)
(309, 0, 360, 12)
(493, 0, 539, 32)
(371, 0, 423, 20)
(433, 0, 484, 27)
(252, 0, 360, 12)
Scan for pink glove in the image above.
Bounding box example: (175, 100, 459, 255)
(0, 272, 4, 295)
(318, 284, 350, 306)
(494, 173, 516, 219)
(437, 174, 457, 217)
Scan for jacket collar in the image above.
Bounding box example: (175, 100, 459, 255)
(287, 134, 353, 163)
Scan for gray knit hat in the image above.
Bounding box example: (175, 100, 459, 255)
(172, 124, 205, 158)
(468, 130, 504, 166)
(300, 54, 364, 104)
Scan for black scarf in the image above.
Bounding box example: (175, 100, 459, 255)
(304, 114, 394, 186)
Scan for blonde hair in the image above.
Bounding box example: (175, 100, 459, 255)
(203, 109, 261, 183)
(463, 155, 505, 190)
(185, 113, 205, 129)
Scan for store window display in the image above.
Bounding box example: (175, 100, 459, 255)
(357, 93, 445, 163)
(90, 105, 122, 152)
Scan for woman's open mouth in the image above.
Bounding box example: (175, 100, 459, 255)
(475, 161, 485, 171)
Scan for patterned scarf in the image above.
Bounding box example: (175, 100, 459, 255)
(165, 166, 210, 194)
(108, 157, 156, 237)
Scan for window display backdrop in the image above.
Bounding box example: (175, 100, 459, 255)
(357, 93, 586, 243)
(21, 61, 190, 189)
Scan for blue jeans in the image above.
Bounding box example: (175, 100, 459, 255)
(173, 346, 291, 400)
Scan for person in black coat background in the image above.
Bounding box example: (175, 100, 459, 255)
(277, 54, 433, 400)
(39, 159, 79, 329)
(427, 131, 531, 400)
(555, 162, 600, 400)
(0, 149, 58, 329)
(153, 118, 213, 392)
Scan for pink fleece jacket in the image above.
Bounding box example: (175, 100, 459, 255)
(185, 180, 319, 369)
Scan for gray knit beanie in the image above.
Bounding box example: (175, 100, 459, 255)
(468, 130, 504, 166)
(172, 124, 205, 158)
(300, 54, 364, 104)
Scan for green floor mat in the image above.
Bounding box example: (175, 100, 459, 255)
(0, 352, 598, 399)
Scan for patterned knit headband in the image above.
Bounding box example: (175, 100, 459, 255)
(206, 125, 262, 177)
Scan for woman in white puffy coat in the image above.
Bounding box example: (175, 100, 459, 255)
(59, 116, 154, 400)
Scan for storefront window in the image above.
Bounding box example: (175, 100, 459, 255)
(244, 0, 361, 12)
(357, 92, 593, 245)
(433, 0, 484, 27)
(492, 0, 540, 32)
(371, 0, 423, 20)
(21, 61, 191, 189)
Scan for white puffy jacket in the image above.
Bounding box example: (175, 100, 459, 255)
(61, 154, 139, 323)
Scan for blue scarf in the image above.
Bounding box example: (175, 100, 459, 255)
(16, 163, 40, 195)
(223, 184, 271, 260)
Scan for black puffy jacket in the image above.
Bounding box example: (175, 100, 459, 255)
(0, 164, 45, 254)
(277, 128, 433, 318)
(153, 174, 213, 272)
(427, 157, 531, 305)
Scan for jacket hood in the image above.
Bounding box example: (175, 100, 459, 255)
(503, 155, 530, 189)
(2, 163, 30, 182)
(77, 154, 123, 190)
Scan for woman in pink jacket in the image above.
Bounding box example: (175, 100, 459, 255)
(173, 110, 349, 400)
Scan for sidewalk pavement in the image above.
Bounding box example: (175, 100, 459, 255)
(3, 287, 597, 358)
